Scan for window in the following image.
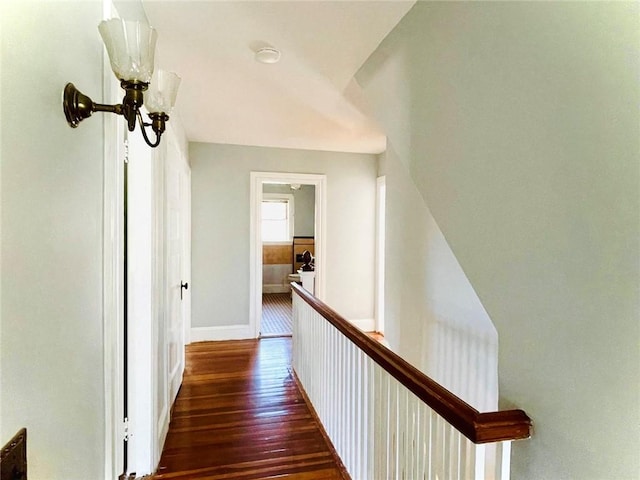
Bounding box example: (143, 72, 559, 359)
(262, 194, 294, 242)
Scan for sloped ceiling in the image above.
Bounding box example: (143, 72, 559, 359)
(143, 1, 415, 153)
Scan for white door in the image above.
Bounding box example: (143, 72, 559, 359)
(127, 130, 191, 473)
(166, 138, 190, 405)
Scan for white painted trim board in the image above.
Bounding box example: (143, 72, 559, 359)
(191, 325, 255, 342)
(349, 318, 376, 332)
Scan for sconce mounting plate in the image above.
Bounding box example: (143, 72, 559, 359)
(63, 83, 95, 128)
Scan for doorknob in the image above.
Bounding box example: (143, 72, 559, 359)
(180, 281, 188, 300)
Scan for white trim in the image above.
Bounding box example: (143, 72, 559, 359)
(250, 172, 327, 339)
(375, 176, 386, 335)
(349, 318, 376, 332)
(156, 403, 169, 467)
(102, 2, 124, 478)
(102, 120, 124, 480)
(151, 132, 166, 471)
(191, 325, 254, 342)
(127, 130, 156, 476)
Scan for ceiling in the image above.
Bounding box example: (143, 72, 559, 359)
(139, 1, 415, 154)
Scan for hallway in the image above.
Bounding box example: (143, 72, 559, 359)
(153, 338, 345, 479)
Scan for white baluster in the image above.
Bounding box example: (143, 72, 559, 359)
(363, 352, 371, 478)
(377, 365, 388, 479)
(366, 357, 373, 478)
(351, 341, 357, 474)
(291, 292, 518, 480)
(474, 442, 486, 480)
(398, 386, 407, 479)
(495, 441, 511, 480)
(346, 336, 352, 471)
(461, 436, 473, 480)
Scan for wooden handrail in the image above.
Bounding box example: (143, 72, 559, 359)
(291, 283, 532, 444)
(1, 428, 27, 480)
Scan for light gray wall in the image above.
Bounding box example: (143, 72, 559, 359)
(293, 185, 315, 237)
(1, 2, 105, 478)
(262, 183, 315, 237)
(378, 146, 499, 412)
(357, 2, 640, 479)
(191, 143, 376, 328)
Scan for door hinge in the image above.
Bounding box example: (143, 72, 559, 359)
(121, 417, 131, 442)
(124, 139, 129, 164)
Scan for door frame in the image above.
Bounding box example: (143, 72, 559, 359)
(102, 2, 125, 479)
(249, 172, 326, 338)
(102, 75, 125, 480)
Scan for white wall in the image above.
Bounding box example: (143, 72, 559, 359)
(378, 146, 499, 412)
(191, 143, 376, 331)
(1, 2, 106, 478)
(358, 2, 640, 479)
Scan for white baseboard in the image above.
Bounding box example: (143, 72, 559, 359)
(263, 284, 291, 294)
(156, 404, 169, 465)
(349, 318, 376, 332)
(190, 324, 256, 342)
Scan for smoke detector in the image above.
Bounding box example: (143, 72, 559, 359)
(255, 47, 281, 64)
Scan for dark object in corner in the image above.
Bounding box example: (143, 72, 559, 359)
(301, 250, 314, 271)
(1, 428, 27, 480)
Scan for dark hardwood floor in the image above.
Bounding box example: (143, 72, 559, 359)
(153, 337, 346, 480)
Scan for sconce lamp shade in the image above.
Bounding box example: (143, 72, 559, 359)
(98, 19, 157, 83)
(144, 70, 181, 114)
(63, 18, 177, 148)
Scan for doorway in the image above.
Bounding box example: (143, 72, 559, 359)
(261, 184, 316, 336)
(250, 172, 326, 338)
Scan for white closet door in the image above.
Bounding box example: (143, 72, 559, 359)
(165, 137, 189, 406)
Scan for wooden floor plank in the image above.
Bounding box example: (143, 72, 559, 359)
(153, 338, 346, 480)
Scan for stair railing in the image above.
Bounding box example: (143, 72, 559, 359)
(291, 283, 531, 480)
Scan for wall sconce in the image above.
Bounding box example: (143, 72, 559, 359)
(63, 19, 180, 148)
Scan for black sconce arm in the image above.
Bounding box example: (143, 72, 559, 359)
(136, 110, 169, 148)
(64, 82, 168, 148)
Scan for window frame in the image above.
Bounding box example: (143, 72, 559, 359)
(261, 193, 295, 244)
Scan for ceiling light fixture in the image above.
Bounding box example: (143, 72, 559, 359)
(255, 47, 281, 64)
(63, 18, 180, 148)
